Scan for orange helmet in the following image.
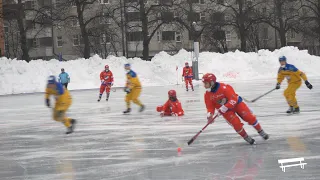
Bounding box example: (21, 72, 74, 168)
(202, 73, 217, 87)
(168, 90, 177, 97)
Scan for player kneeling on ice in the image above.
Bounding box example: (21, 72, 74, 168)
(45, 76, 76, 134)
(98, 65, 114, 102)
(156, 90, 184, 117)
(202, 73, 269, 145)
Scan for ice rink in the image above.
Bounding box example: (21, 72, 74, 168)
(0, 79, 320, 180)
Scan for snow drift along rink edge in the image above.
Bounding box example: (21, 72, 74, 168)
(0, 46, 319, 95)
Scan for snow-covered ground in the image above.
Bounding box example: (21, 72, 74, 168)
(1, 46, 320, 95)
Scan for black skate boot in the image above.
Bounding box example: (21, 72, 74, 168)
(258, 130, 269, 140)
(66, 119, 76, 134)
(186, 88, 188, 91)
(106, 93, 110, 101)
(139, 105, 145, 112)
(244, 135, 256, 145)
(97, 95, 102, 102)
(293, 107, 300, 114)
(286, 106, 294, 114)
(123, 108, 131, 114)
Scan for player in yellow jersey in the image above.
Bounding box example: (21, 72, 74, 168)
(123, 63, 145, 114)
(45, 76, 76, 134)
(275, 56, 313, 114)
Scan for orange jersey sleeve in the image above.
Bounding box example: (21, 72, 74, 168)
(173, 100, 184, 116)
(222, 84, 239, 109)
(204, 92, 216, 113)
(100, 71, 105, 80)
(162, 100, 170, 112)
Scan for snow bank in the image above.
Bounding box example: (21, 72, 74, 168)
(0, 46, 319, 95)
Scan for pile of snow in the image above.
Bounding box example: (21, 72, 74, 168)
(0, 46, 320, 95)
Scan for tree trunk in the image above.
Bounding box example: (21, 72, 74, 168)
(76, 3, 90, 59)
(139, 0, 149, 60)
(17, 1, 30, 62)
(239, 26, 247, 52)
(276, 1, 286, 47)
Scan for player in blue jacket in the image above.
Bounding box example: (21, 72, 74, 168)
(59, 68, 70, 89)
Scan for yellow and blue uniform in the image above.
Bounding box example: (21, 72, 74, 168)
(277, 63, 307, 108)
(45, 78, 73, 128)
(125, 69, 143, 108)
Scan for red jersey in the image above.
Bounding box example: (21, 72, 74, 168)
(182, 67, 193, 78)
(163, 99, 184, 116)
(204, 82, 242, 114)
(100, 70, 114, 83)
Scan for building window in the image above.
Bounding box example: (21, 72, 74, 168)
(200, 12, 205, 22)
(175, 32, 181, 42)
(126, 31, 143, 41)
(4, 26, 8, 35)
(263, 28, 268, 40)
(71, 19, 79, 27)
(157, 31, 161, 42)
(73, 35, 80, 46)
(126, 12, 140, 22)
(291, 30, 296, 38)
(32, 39, 39, 48)
(226, 31, 231, 41)
(100, 0, 109, 4)
(101, 34, 111, 44)
(57, 36, 63, 47)
(217, 0, 224, 4)
(162, 31, 175, 41)
(30, 0, 37, 9)
(71, 0, 76, 7)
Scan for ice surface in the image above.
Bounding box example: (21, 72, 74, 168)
(0, 79, 320, 180)
(1, 46, 320, 95)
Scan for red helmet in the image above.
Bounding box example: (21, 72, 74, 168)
(168, 90, 177, 97)
(202, 73, 217, 86)
(105, 65, 109, 69)
(185, 62, 189, 66)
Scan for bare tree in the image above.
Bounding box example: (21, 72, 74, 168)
(123, 0, 179, 60)
(1, 0, 54, 61)
(261, 0, 301, 47)
(299, 0, 320, 45)
(54, 0, 116, 59)
(209, 0, 264, 52)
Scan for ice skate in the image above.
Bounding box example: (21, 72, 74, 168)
(123, 108, 131, 114)
(66, 119, 76, 134)
(258, 130, 269, 140)
(244, 135, 256, 145)
(293, 107, 300, 114)
(286, 106, 294, 114)
(139, 105, 145, 112)
(106, 93, 110, 101)
(97, 95, 102, 102)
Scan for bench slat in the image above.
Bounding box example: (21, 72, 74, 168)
(278, 158, 304, 163)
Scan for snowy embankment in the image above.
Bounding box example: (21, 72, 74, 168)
(0, 46, 320, 95)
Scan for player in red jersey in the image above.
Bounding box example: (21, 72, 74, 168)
(98, 65, 114, 102)
(182, 62, 194, 91)
(202, 73, 269, 145)
(156, 90, 184, 117)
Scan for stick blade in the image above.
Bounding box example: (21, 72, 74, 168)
(187, 138, 194, 145)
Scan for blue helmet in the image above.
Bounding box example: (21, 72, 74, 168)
(48, 75, 57, 84)
(124, 63, 131, 68)
(279, 56, 287, 62)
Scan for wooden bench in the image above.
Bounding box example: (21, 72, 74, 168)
(278, 157, 307, 172)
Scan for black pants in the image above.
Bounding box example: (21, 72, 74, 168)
(62, 83, 68, 89)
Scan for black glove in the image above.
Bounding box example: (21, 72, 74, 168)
(46, 99, 50, 107)
(305, 80, 313, 89)
(124, 88, 131, 94)
(275, 83, 280, 90)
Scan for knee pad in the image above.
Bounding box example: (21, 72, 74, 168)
(156, 106, 163, 112)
